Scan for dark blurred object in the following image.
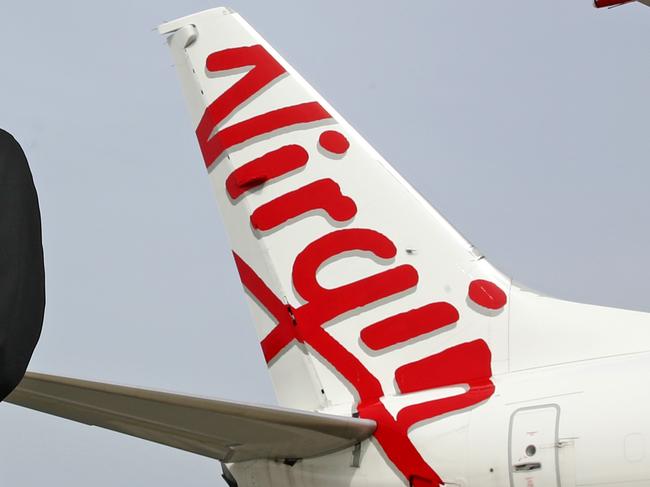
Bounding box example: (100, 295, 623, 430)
(0, 129, 45, 401)
(594, 0, 635, 7)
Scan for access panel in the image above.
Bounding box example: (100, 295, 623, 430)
(509, 405, 560, 487)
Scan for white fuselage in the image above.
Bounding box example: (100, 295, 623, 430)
(230, 351, 650, 487)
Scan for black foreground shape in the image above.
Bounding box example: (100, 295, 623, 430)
(0, 129, 45, 401)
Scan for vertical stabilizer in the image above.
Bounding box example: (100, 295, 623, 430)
(160, 9, 510, 485)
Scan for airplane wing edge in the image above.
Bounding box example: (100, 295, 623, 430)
(5, 372, 375, 462)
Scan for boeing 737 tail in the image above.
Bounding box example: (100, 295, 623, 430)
(155, 8, 510, 486)
(9, 7, 650, 487)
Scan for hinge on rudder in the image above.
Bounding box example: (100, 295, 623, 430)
(410, 475, 435, 487)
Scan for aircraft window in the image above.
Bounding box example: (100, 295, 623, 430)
(525, 445, 537, 457)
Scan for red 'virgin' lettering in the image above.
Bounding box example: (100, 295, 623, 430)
(206, 43, 498, 487)
(468, 279, 507, 310)
(250, 179, 357, 231)
(197, 45, 332, 168)
(206, 102, 330, 167)
(360, 302, 459, 351)
(235, 229, 419, 364)
(226, 145, 309, 200)
(232, 231, 445, 485)
(197, 45, 285, 166)
(204, 46, 285, 126)
(291, 229, 415, 312)
(319, 130, 350, 155)
(395, 339, 495, 429)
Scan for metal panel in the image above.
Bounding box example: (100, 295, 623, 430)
(509, 404, 560, 487)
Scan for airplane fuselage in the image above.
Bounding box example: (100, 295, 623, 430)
(231, 350, 650, 487)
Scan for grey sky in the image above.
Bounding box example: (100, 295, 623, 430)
(0, 1, 648, 485)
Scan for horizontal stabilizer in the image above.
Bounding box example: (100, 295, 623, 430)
(5, 372, 375, 462)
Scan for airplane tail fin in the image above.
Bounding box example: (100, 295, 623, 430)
(159, 9, 509, 485)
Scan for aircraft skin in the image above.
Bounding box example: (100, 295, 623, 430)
(7, 6, 650, 487)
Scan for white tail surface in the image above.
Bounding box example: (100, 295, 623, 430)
(160, 8, 510, 485)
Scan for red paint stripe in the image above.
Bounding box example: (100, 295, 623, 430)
(396, 339, 493, 394)
(196, 45, 286, 168)
(235, 248, 445, 485)
(395, 339, 494, 429)
(359, 402, 443, 486)
(306, 327, 384, 402)
(201, 102, 331, 168)
(291, 228, 406, 301)
(297, 265, 419, 331)
(199, 45, 286, 138)
(260, 315, 297, 363)
(360, 302, 459, 351)
(468, 279, 507, 310)
(319, 130, 349, 155)
(226, 145, 309, 200)
(397, 381, 496, 430)
(251, 179, 357, 231)
(233, 252, 287, 320)
(233, 253, 296, 362)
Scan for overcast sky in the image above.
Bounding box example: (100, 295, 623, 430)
(0, 1, 648, 485)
